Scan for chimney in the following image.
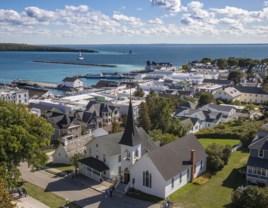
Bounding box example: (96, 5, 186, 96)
(74, 112, 77, 119)
(191, 150, 195, 181)
(222, 86, 225, 91)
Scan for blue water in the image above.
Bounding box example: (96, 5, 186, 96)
(0, 44, 268, 87)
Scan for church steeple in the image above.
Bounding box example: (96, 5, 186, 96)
(118, 100, 142, 147)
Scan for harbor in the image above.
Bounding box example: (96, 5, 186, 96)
(33, 60, 117, 67)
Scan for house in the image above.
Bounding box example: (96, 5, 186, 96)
(91, 80, 120, 89)
(252, 64, 268, 76)
(102, 121, 126, 134)
(28, 103, 61, 116)
(213, 87, 241, 102)
(202, 79, 234, 87)
(234, 86, 268, 104)
(180, 101, 196, 109)
(78, 100, 208, 198)
(53, 133, 94, 165)
(174, 107, 222, 128)
(92, 128, 109, 138)
(246, 127, 268, 186)
(199, 103, 237, 122)
(0, 85, 29, 105)
(179, 117, 203, 133)
(62, 77, 83, 88)
(146, 61, 172, 71)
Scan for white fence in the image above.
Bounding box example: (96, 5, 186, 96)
(232, 143, 243, 153)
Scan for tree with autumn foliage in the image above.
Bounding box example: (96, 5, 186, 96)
(111, 118, 123, 133)
(0, 100, 54, 189)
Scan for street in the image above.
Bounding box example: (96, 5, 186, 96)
(19, 163, 159, 208)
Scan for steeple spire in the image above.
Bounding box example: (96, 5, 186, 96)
(118, 92, 142, 147)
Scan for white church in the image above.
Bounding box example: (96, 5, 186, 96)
(78, 100, 208, 199)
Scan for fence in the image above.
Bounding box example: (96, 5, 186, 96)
(232, 143, 243, 153)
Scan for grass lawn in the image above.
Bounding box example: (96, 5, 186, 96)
(42, 149, 56, 154)
(16, 179, 81, 208)
(198, 138, 241, 148)
(45, 162, 75, 172)
(168, 148, 249, 208)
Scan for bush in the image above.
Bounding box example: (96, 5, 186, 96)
(231, 186, 268, 208)
(239, 129, 257, 147)
(192, 172, 211, 185)
(110, 185, 115, 190)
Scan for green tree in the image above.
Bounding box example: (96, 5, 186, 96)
(239, 129, 257, 147)
(149, 89, 157, 97)
(182, 64, 188, 70)
(168, 118, 189, 137)
(146, 95, 155, 118)
(137, 102, 152, 133)
(0, 169, 16, 208)
(198, 92, 215, 106)
(240, 103, 257, 113)
(217, 58, 228, 69)
(177, 96, 196, 107)
(227, 57, 238, 66)
(262, 58, 268, 64)
(229, 100, 234, 105)
(81, 127, 87, 135)
(228, 70, 244, 85)
(231, 186, 268, 208)
(111, 118, 123, 133)
(168, 95, 179, 109)
(0, 101, 54, 188)
(70, 153, 86, 169)
(201, 57, 213, 63)
(157, 65, 161, 69)
(148, 130, 178, 145)
(134, 86, 145, 97)
(217, 99, 225, 105)
(234, 100, 241, 106)
(122, 115, 127, 125)
(261, 75, 268, 93)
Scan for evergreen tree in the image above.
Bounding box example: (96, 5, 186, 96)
(168, 118, 189, 137)
(228, 70, 244, 85)
(0, 168, 16, 208)
(149, 89, 157, 97)
(111, 118, 123, 133)
(134, 86, 145, 97)
(137, 102, 152, 133)
(198, 92, 215, 106)
(146, 95, 155, 118)
(70, 153, 86, 169)
(0, 101, 54, 188)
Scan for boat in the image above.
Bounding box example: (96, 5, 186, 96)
(130, 50, 133, 54)
(106, 72, 125, 79)
(77, 51, 84, 60)
(86, 73, 103, 78)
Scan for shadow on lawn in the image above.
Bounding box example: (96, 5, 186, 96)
(222, 167, 247, 190)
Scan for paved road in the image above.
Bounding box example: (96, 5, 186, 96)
(19, 163, 159, 208)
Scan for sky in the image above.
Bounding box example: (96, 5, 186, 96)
(1, 0, 268, 44)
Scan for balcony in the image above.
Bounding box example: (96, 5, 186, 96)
(247, 173, 268, 181)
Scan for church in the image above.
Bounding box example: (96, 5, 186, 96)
(78, 99, 208, 199)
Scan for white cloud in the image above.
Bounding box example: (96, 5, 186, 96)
(160, 13, 177, 18)
(188, 1, 203, 10)
(120, 6, 126, 10)
(25, 7, 58, 22)
(264, 1, 268, 6)
(52, 21, 64, 25)
(150, 0, 183, 12)
(65, 5, 89, 13)
(136, 8, 143, 10)
(112, 14, 144, 27)
(147, 18, 164, 25)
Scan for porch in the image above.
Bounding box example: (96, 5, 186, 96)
(78, 157, 110, 182)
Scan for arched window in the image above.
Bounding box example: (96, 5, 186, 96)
(135, 149, 139, 158)
(146, 171, 149, 187)
(171, 178, 174, 188)
(201, 160, 203, 170)
(124, 149, 131, 160)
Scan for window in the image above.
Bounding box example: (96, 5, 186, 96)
(76, 127, 78, 131)
(25, 99, 27, 102)
(75, 134, 78, 138)
(259, 150, 264, 158)
(250, 99, 252, 102)
(143, 172, 145, 186)
(103, 154, 106, 163)
(118, 155, 121, 162)
(24, 94, 26, 97)
(69, 128, 72, 132)
(187, 169, 189, 178)
(19, 100, 21, 103)
(171, 178, 174, 189)
(66, 155, 67, 158)
(103, 171, 106, 175)
(180, 173, 182, 183)
(208, 124, 210, 127)
(106, 113, 108, 116)
(194, 164, 196, 173)
(118, 166, 121, 175)
(18, 95, 21, 98)
(256, 95, 258, 97)
(124, 149, 131, 160)
(255, 99, 257, 102)
(201, 160, 203, 169)
(250, 94, 252, 96)
(96, 151, 99, 159)
(146, 171, 149, 187)
(262, 169, 266, 176)
(248, 167, 252, 173)
(59, 153, 60, 156)
(88, 148, 91, 155)
(261, 95, 263, 97)
(135, 149, 139, 158)
(96, 144, 98, 147)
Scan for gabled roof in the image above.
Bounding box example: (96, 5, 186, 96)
(62, 77, 80, 82)
(79, 157, 109, 172)
(118, 101, 142, 147)
(248, 130, 268, 150)
(91, 80, 119, 89)
(86, 127, 158, 157)
(234, 86, 268, 95)
(200, 103, 234, 112)
(102, 122, 126, 133)
(180, 101, 196, 109)
(28, 103, 60, 115)
(179, 117, 200, 126)
(62, 134, 94, 158)
(147, 134, 208, 181)
(247, 156, 268, 169)
(203, 79, 233, 85)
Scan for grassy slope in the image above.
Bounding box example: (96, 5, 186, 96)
(169, 148, 249, 208)
(198, 138, 241, 148)
(45, 162, 75, 172)
(16, 180, 81, 208)
(42, 149, 56, 154)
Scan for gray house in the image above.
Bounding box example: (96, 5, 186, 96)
(247, 128, 268, 186)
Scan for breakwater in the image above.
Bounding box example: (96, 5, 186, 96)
(33, 60, 117, 67)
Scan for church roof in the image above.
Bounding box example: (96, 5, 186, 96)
(118, 100, 142, 147)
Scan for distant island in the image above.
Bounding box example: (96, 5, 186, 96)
(0, 43, 99, 53)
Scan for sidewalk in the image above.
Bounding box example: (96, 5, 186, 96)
(42, 166, 123, 197)
(12, 195, 50, 208)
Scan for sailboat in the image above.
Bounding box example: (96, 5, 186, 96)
(78, 51, 84, 60)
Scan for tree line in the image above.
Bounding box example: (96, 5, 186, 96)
(0, 43, 98, 53)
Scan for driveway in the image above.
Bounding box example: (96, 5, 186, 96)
(19, 163, 159, 208)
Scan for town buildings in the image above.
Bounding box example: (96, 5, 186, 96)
(0, 85, 29, 105)
(252, 64, 268, 76)
(234, 86, 268, 104)
(213, 87, 241, 102)
(62, 77, 83, 88)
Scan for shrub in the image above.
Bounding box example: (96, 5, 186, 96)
(192, 172, 211, 185)
(239, 129, 257, 147)
(110, 185, 115, 190)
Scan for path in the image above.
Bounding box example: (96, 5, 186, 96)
(13, 195, 50, 208)
(19, 163, 159, 208)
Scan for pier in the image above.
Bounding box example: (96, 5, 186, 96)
(12, 79, 59, 89)
(33, 60, 117, 67)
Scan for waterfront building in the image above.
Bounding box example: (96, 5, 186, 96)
(62, 77, 83, 88)
(145, 61, 172, 71)
(0, 85, 29, 105)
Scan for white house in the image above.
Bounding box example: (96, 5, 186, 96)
(0, 85, 29, 105)
(78, 100, 208, 198)
(52, 134, 94, 165)
(62, 77, 83, 88)
(179, 117, 203, 134)
(213, 87, 241, 102)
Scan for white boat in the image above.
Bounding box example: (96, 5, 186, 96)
(106, 72, 125, 79)
(78, 51, 84, 60)
(86, 73, 103, 78)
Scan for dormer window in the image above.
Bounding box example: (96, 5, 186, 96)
(259, 150, 264, 158)
(135, 149, 139, 158)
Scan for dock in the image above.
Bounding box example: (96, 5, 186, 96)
(12, 79, 59, 89)
(33, 60, 117, 67)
